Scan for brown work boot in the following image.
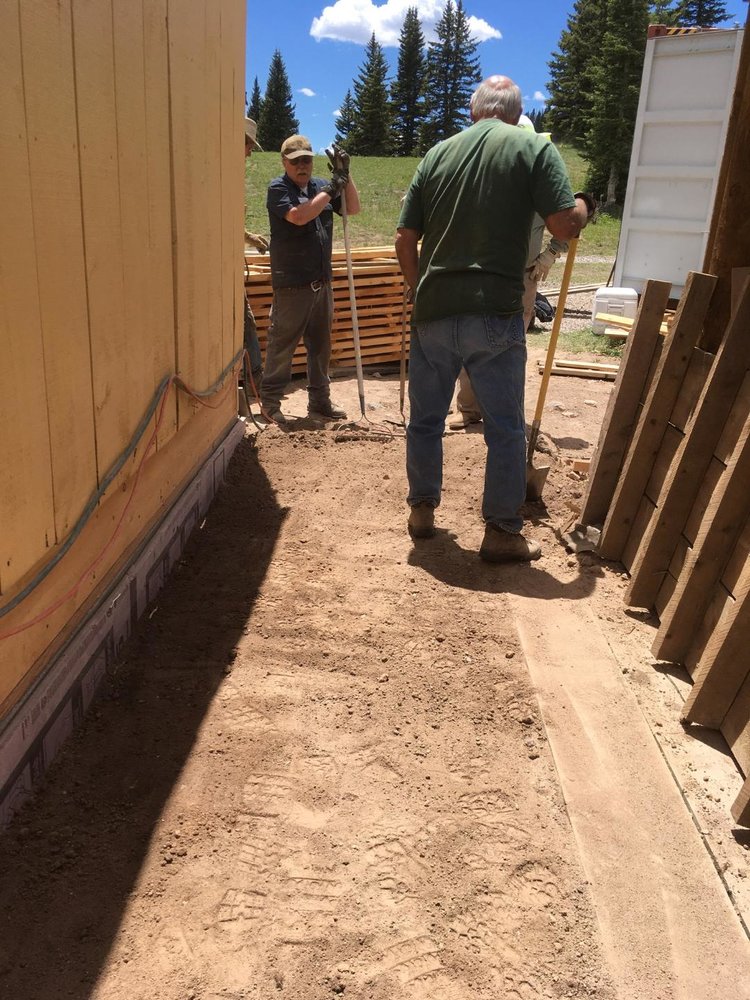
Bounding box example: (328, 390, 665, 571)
(448, 411, 482, 430)
(408, 503, 436, 539)
(308, 400, 347, 420)
(480, 524, 541, 563)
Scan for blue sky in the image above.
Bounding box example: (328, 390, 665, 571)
(245, 0, 740, 153)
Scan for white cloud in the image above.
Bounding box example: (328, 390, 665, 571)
(310, 0, 501, 47)
(333, 108, 342, 117)
(299, 87, 316, 97)
(533, 90, 547, 102)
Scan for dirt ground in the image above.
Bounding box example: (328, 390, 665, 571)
(1, 305, 749, 999)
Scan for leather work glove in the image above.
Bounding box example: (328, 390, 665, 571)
(574, 191, 598, 224)
(529, 247, 559, 283)
(321, 172, 348, 198)
(324, 143, 350, 175)
(245, 230, 269, 253)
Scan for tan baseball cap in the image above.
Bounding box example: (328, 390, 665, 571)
(281, 135, 314, 160)
(244, 117, 262, 151)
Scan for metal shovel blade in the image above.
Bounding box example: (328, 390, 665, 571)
(526, 459, 550, 501)
(525, 421, 549, 501)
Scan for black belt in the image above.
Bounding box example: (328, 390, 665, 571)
(279, 279, 329, 292)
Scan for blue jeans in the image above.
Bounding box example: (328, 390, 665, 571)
(406, 312, 527, 534)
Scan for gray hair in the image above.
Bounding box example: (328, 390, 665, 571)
(470, 77, 522, 124)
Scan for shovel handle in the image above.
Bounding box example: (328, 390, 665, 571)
(532, 237, 579, 426)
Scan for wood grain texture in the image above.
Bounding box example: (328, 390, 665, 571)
(19, 0, 97, 543)
(0, 1, 56, 593)
(580, 281, 670, 529)
(653, 389, 750, 664)
(627, 281, 750, 609)
(598, 272, 716, 562)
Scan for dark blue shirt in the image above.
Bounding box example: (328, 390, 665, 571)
(267, 174, 342, 289)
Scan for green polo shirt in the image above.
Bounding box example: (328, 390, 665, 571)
(398, 119, 575, 323)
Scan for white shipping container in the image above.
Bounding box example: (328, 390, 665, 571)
(613, 28, 744, 299)
(592, 287, 639, 334)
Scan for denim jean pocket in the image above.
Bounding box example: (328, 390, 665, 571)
(483, 313, 525, 351)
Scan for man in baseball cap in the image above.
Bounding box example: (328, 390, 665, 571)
(260, 134, 361, 424)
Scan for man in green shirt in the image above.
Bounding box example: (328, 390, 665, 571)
(396, 75, 592, 562)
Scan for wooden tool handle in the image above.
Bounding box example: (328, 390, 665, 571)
(532, 237, 579, 426)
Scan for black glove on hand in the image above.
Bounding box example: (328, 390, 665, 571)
(325, 143, 350, 174)
(574, 191, 597, 221)
(321, 172, 347, 198)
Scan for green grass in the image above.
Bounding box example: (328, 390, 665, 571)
(245, 145, 620, 263)
(245, 152, 421, 249)
(534, 325, 625, 357)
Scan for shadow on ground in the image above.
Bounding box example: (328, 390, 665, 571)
(0, 437, 284, 999)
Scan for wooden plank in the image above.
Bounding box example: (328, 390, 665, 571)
(598, 272, 716, 561)
(595, 312, 670, 335)
(731, 775, 750, 828)
(669, 348, 714, 432)
(580, 281, 670, 528)
(230, 0, 245, 361)
(20, 0, 97, 543)
(722, 671, 750, 777)
(654, 571, 677, 621)
(645, 423, 682, 505)
(622, 496, 655, 573)
(625, 278, 750, 607)
(203, 0, 224, 381)
(721, 516, 750, 597)
(652, 406, 750, 664)
(683, 588, 750, 729)
(143, 0, 178, 449)
(169, 0, 210, 424)
(732, 268, 750, 319)
(73, 0, 134, 482)
(683, 457, 724, 545)
(111, 0, 156, 472)
(715, 370, 750, 464)
(701, 24, 750, 353)
(684, 585, 733, 676)
(219, 0, 236, 365)
(0, 1, 56, 593)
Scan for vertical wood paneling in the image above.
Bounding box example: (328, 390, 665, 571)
(20, 0, 97, 541)
(142, 0, 178, 448)
(2, 0, 244, 691)
(0, 1, 55, 593)
(204, 0, 224, 380)
(219, 0, 237, 365)
(111, 0, 156, 469)
(72, 0, 133, 481)
(232, 0, 247, 359)
(169, 0, 210, 425)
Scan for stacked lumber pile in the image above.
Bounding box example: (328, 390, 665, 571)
(245, 246, 412, 373)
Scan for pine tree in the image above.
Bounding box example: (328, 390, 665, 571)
(390, 7, 427, 156)
(546, 0, 608, 146)
(527, 108, 547, 131)
(248, 76, 263, 122)
(349, 33, 392, 156)
(585, 0, 650, 205)
(648, 0, 681, 24)
(334, 90, 357, 149)
(674, 0, 731, 25)
(257, 51, 299, 151)
(419, 0, 481, 152)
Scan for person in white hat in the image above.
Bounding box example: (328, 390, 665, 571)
(449, 113, 569, 430)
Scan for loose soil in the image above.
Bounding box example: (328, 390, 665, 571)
(1, 309, 749, 1000)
